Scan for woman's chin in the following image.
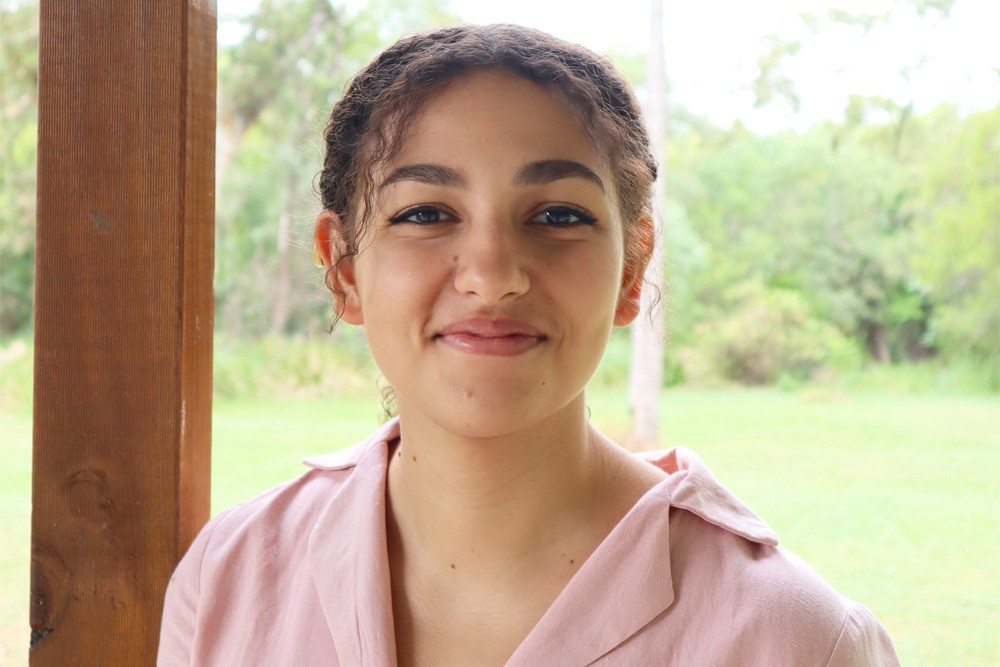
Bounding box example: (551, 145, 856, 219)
(397, 389, 586, 442)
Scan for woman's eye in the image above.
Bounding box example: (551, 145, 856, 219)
(389, 206, 453, 225)
(530, 206, 597, 227)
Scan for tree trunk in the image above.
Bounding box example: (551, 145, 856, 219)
(628, 0, 668, 449)
(866, 321, 891, 363)
(269, 206, 294, 336)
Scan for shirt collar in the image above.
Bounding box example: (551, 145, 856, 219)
(303, 417, 400, 471)
(302, 419, 778, 664)
(304, 420, 778, 547)
(643, 447, 778, 547)
(305, 423, 400, 666)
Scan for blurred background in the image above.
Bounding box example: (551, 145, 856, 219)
(1, 0, 998, 665)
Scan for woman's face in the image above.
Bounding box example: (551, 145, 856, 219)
(321, 70, 645, 438)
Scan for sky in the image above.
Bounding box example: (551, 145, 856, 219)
(224, 0, 1000, 133)
(445, 0, 1000, 132)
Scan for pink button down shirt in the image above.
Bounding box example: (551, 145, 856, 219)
(158, 419, 899, 665)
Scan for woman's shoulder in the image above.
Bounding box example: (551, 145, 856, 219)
(158, 424, 399, 665)
(184, 419, 400, 569)
(193, 461, 352, 561)
(626, 446, 899, 665)
(642, 447, 848, 616)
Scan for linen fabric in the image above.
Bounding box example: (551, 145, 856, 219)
(157, 419, 900, 666)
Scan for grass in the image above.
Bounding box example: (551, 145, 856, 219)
(0, 410, 31, 667)
(209, 394, 382, 511)
(2, 388, 998, 665)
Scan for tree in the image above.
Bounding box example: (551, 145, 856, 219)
(909, 105, 1000, 374)
(751, 0, 959, 129)
(628, 0, 667, 447)
(214, 0, 348, 336)
(673, 123, 923, 365)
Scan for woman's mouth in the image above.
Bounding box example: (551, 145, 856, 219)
(434, 318, 547, 357)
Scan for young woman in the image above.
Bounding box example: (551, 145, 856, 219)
(158, 24, 899, 666)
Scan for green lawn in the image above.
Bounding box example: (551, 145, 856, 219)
(2, 389, 998, 665)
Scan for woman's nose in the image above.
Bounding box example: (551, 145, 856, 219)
(452, 221, 530, 304)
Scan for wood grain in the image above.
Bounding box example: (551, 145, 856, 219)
(31, 1, 216, 663)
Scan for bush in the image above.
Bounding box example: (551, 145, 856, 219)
(833, 356, 999, 394)
(692, 281, 862, 385)
(590, 329, 631, 387)
(212, 332, 378, 400)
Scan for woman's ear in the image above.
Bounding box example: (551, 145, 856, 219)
(315, 210, 364, 325)
(613, 268, 645, 326)
(613, 214, 654, 326)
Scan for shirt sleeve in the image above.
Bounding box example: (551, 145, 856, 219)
(824, 603, 901, 667)
(156, 513, 224, 667)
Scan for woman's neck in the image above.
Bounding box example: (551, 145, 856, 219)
(386, 393, 623, 577)
(383, 392, 668, 665)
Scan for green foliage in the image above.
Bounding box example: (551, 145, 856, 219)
(215, 0, 352, 337)
(0, 337, 32, 412)
(691, 131, 903, 318)
(832, 357, 1000, 395)
(0, 242, 33, 334)
(753, 35, 802, 112)
(212, 332, 378, 400)
(658, 96, 999, 384)
(687, 280, 862, 385)
(671, 122, 933, 364)
(908, 107, 1000, 370)
(0, 2, 38, 335)
(825, 0, 955, 26)
(589, 328, 632, 388)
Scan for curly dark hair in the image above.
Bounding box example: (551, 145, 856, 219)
(319, 23, 658, 311)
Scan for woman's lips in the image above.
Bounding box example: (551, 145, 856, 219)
(434, 318, 546, 357)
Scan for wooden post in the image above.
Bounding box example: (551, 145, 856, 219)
(30, 1, 215, 663)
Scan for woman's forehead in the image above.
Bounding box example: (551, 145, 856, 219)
(381, 71, 612, 177)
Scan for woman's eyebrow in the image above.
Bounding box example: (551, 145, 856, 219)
(379, 163, 466, 190)
(377, 160, 605, 192)
(514, 159, 605, 192)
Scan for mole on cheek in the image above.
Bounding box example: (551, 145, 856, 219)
(452, 255, 458, 262)
(411, 455, 417, 462)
